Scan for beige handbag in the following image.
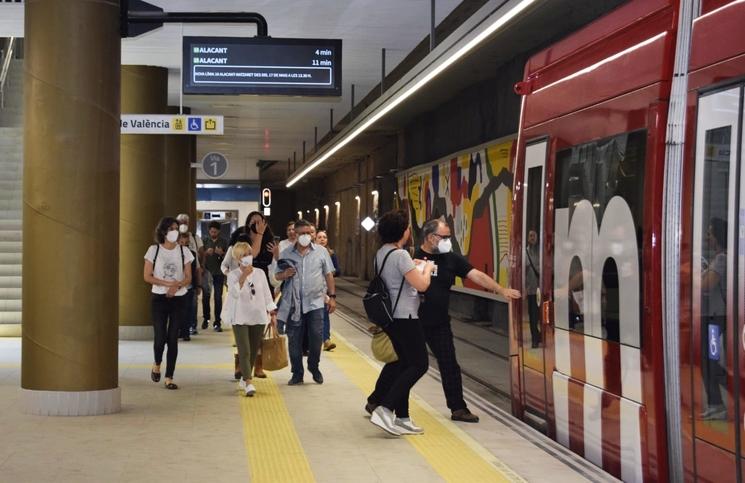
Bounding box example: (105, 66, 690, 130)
(371, 330, 398, 364)
(261, 324, 288, 371)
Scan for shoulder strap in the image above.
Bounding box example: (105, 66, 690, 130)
(152, 244, 160, 266)
(375, 248, 399, 277)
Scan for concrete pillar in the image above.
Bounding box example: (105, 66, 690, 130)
(164, 107, 194, 219)
(119, 66, 167, 340)
(22, 0, 121, 415)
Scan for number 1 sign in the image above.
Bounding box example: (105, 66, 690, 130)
(201, 152, 229, 179)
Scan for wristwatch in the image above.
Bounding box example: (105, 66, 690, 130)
(327, 293, 337, 298)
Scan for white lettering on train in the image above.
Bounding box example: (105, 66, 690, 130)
(553, 196, 640, 347)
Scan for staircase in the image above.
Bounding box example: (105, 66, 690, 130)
(0, 57, 22, 335)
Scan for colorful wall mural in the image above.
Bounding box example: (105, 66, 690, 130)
(397, 137, 515, 289)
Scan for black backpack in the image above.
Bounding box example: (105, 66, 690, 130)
(363, 248, 405, 329)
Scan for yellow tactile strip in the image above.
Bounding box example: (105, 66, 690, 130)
(237, 375, 316, 483)
(327, 331, 526, 483)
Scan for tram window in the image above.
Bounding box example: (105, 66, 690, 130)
(697, 125, 732, 422)
(554, 130, 645, 343)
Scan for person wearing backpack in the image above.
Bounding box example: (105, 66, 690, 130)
(366, 210, 435, 436)
(143, 217, 194, 390)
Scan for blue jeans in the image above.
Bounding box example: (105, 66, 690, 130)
(287, 308, 324, 379)
(323, 307, 331, 341)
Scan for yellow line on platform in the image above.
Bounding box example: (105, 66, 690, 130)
(327, 330, 525, 483)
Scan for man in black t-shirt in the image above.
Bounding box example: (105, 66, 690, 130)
(414, 217, 520, 423)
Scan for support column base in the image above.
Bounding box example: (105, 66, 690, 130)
(119, 325, 153, 340)
(22, 387, 121, 416)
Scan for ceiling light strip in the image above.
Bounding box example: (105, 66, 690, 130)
(286, 0, 536, 188)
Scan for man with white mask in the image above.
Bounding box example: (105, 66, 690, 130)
(275, 219, 336, 385)
(177, 213, 203, 336)
(413, 217, 520, 422)
(176, 213, 203, 254)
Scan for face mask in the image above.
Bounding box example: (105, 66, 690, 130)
(179, 224, 188, 234)
(166, 230, 179, 243)
(437, 238, 452, 254)
(298, 234, 312, 247)
(240, 255, 253, 267)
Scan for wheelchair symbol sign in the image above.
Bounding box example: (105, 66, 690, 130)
(708, 324, 721, 361)
(188, 117, 202, 131)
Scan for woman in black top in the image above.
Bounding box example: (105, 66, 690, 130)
(229, 211, 277, 286)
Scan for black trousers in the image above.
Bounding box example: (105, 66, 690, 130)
(203, 272, 225, 325)
(368, 317, 428, 418)
(152, 294, 186, 379)
(422, 322, 468, 412)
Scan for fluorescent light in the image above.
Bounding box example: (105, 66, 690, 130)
(354, 195, 361, 202)
(323, 205, 329, 210)
(286, 0, 537, 188)
(335, 201, 341, 207)
(371, 190, 379, 196)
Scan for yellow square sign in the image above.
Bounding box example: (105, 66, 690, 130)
(205, 117, 217, 131)
(172, 117, 185, 131)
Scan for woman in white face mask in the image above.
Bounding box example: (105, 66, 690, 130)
(222, 242, 277, 397)
(143, 216, 194, 390)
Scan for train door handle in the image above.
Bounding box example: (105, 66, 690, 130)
(542, 300, 552, 327)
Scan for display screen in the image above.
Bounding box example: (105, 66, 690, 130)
(183, 36, 342, 96)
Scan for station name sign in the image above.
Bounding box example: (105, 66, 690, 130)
(120, 115, 224, 135)
(183, 36, 342, 96)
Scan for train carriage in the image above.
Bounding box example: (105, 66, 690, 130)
(510, 0, 745, 480)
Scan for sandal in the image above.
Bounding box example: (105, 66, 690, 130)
(165, 381, 179, 390)
(151, 365, 161, 383)
(254, 371, 267, 379)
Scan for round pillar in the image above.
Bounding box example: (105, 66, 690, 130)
(164, 106, 194, 218)
(22, 0, 121, 415)
(119, 66, 167, 340)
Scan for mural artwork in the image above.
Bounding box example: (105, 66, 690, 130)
(397, 138, 515, 288)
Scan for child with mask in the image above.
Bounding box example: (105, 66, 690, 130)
(222, 242, 277, 397)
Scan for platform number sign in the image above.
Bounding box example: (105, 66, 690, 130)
(261, 188, 271, 216)
(201, 152, 228, 179)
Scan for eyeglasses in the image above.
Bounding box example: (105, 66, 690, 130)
(433, 234, 452, 240)
(249, 282, 255, 296)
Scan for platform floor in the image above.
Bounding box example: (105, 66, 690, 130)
(0, 307, 617, 482)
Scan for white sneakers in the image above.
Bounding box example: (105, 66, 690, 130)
(238, 380, 257, 397)
(394, 417, 424, 435)
(370, 406, 424, 436)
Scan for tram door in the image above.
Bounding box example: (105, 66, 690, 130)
(689, 85, 744, 481)
(518, 140, 548, 417)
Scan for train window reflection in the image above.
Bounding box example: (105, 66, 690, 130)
(698, 125, 731, 422)
(554, 130, 645, 343)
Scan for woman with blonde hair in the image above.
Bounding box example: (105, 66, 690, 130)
(222, 242, 277, 396)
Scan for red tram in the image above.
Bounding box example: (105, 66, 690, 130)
(509, 0, 745, 480)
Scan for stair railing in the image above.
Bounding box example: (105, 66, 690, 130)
(0, 37, 16, 110)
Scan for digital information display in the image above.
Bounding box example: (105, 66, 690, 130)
(183, 37, 342, 96)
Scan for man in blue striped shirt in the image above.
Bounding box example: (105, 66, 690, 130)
(276, 219, 336, 385)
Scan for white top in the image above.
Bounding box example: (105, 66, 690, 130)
(278, 238, 294, 255)
(222, 267, 277, 326)
(144, 244, 195, 296)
